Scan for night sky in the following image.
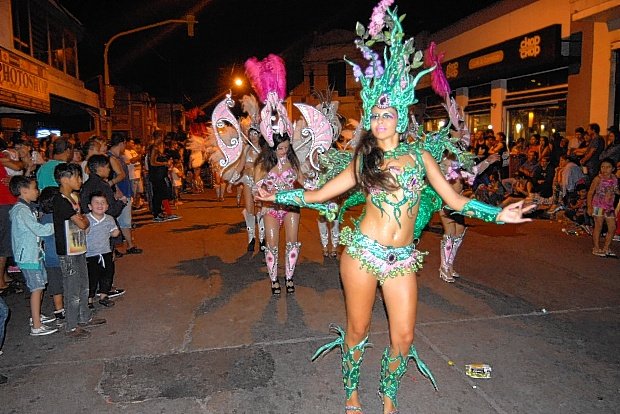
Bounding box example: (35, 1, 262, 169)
(57, 0, 499, 108)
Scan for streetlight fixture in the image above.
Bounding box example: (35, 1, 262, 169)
(103, 15, 198, 138)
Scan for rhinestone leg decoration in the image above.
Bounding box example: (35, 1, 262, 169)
(439, 234, 455, 283)
(448, 228, 467, 278)
(330, 221, 340, 257)
(378, 345, 437, 411)
(318, 221, 329, 256)
(242, 209, 256, 244)
(285, 241, 301, 293)
(312, 325, 371, 412)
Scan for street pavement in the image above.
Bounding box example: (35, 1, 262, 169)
(0, 190, 618, 414)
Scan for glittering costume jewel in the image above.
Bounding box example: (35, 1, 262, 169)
(284, 241, 301, 281)
(459, 199, 502, 223)
(447, 229, 466, 278)
(312, 325, 371, 405)
(264, 245, 279, 282)
(242, 209, 256, 244)
(318, 221, 330, 249)
(439, 235, 455, 283)
(330, 221, 340, 250)
(378, 345, 438, 410)
(258, 213, 266, 248)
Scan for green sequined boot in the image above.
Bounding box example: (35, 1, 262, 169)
(378, 345, 438, 413)
(312, 325, 370, 413)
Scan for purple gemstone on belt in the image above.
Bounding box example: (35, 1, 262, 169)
(387, 253, 396, 264)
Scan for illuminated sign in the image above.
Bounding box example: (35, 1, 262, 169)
(469, 51, 505, 70)
(519, 35, 541, 59)
(440, 25, 561, 88)
(0, 46, 50, 113)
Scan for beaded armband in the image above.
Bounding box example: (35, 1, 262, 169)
(275, 189, 338, 221)
(459, 199, 502, 223)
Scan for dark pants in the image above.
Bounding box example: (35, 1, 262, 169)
(0, 296, 8, 348)
(59, 254, 91, 331)
(86, 253, 114, 299)
(150, 177, 167, 217)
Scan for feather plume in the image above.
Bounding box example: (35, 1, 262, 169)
(424, 42, 451, 98)
(244, 54, 287, 102)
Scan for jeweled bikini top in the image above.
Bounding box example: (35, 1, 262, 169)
(263, 158, 297, 193)
(365, 143, 427, 227)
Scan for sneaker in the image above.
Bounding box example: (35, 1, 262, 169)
(54, 310, 66, 326)
(126, 247, 143, 254)
(153, 214, 166, 222)
(165, 214, 181, 221)
(30, 325, 58, 336)
(592, 248, 606, 257)
(7, 266, 20, 273)
(78, 317, 106, 327)
(107, 288, 125, 298)
(66, 327, 91, 339)
(98, 297, 115, 307)
(605, 250, 618, 258)
(29, 314, 57, 326)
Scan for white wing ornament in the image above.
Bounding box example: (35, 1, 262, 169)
(212, 93, 243, 172)
(292, 103, 333, 171)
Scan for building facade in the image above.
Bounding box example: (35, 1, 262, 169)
(415, 0, 619, 143)
(293, 0, 619, 145)
(0, 0, 101, 137)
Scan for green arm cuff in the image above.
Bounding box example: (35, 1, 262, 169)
(459, 199, 503, 223)
(275, 189, 338, 221)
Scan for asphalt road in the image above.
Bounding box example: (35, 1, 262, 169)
(0, 191, 618, 414)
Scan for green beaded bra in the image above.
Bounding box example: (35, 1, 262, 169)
(365, 143, 426, 227)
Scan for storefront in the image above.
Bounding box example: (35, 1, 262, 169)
(419, 24, 568, 145)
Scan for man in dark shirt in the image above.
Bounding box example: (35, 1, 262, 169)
(533, 156, 554, 198)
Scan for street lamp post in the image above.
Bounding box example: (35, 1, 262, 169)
(103, 15, 197, 139)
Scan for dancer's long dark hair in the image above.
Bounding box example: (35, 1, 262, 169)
(256, 133, 300, 174)
(353, 130, 401, 192)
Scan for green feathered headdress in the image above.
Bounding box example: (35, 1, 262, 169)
(345, 1, 435, 133)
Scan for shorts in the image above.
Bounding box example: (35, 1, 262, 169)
(45, 266, 63, 296)
(340, 226, 427, 285)
(22, 267, 48, 292)
(0, 204, 12, 257)
(592, 206, 616, 218)
(117, 198, 132, 228)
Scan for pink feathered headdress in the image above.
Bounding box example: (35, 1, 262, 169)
(244, 54, 292, 146)
(424, 42, 451, 98)
(244, 54, 287, 103)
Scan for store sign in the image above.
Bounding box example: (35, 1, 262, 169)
(443, 25, 561, 87)
(0, 46, 50, 113)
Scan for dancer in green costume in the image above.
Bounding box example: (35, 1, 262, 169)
(257, 2, 534, 412)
